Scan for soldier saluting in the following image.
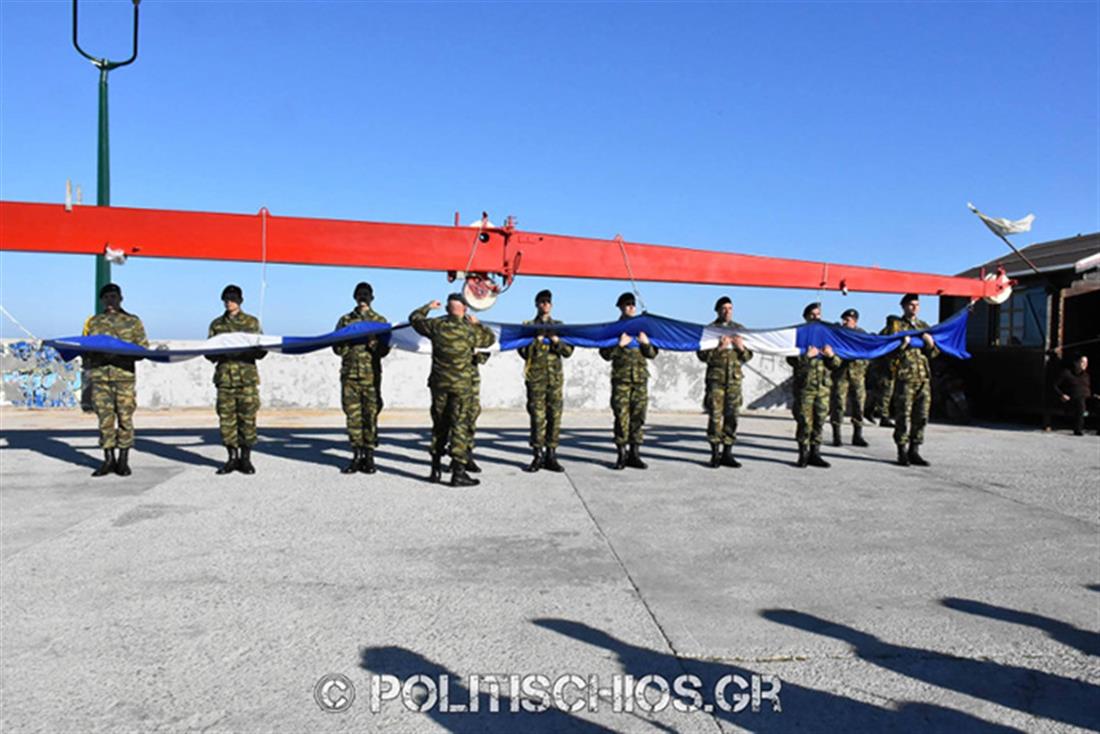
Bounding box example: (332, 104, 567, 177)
(830, 308, 870, 448)
(599, 292, 658, 470)
(518, 289, 574, 473)
(333, 282, 390, 474)
(207, 285, 265, 475)
(409, 293, 496, 487)
(82, 283, 148, 477)
(787, 302, 840, 468)
(883, 293, 938, 466)
(696, 296, 752, 468)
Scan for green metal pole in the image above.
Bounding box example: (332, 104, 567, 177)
(95, 66, 111, 312)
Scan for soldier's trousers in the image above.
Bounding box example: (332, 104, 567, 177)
(466, 380, 482, 453)
(526, 380, 564, 448)
(877, 373, 896, 418)
(92, 380, 136, 449)
(341, 378, 380, 447)
(430, 387, 473, 463)
(705, 381, 742, 446)
(611, 381, 648, 447)
(831, 373, 866, 428)
(794, 388, 829, 448)
(216, 385, 260, 447)
(892, 377, 931, 446)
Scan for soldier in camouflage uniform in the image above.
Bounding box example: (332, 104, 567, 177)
(786, 302, 841, 468)
(872, 345, 898, 428)
(517, 289, 574, 473)
(696, 295, 752, 468)
(599, 292, 658, 470)
(206, 285, 266, 475)
(883, 293, 939, 466)
(333, 282, 390, 474)
(461, 349, 491, 474)
(830, 308, 870, 448)
(409, 293, 496, 486)
(82, 283, 148, 477)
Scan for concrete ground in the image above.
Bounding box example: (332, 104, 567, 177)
(1, 407, 1097, 733)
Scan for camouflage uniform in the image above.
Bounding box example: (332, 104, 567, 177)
(333, 306, 390, 448)
(409, 305, 495, 463)
(517, 316, 574, 449)
(82, 311, 148, 449)
(787, 351, 842, 449)
(207, 311, 265, 447)
(830, 347, 869, 430)
(883, 315, 939, 447)
(464, 350, 491, 455)
(696, 321, 753, 446)
(599, 330, 659, 447)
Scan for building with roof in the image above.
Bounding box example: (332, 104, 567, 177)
(939, 232, 1100, 423)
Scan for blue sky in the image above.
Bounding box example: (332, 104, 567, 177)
(2, 1, 1097, 339)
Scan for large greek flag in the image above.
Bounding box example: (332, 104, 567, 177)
(45, 309, 970, 362)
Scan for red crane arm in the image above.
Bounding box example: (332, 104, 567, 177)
(0, 200, 1008, 299)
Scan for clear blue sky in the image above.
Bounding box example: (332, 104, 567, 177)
(2, 1, 1097, 339)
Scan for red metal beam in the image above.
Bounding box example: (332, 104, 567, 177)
(0, 200, 1008, 299)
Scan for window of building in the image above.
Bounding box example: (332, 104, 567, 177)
(993, 287, 1046, 347)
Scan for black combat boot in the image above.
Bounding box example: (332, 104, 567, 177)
(831, 424, 842, 447)
(626, 444, 648, 470)
(115, 448, 132, 476)
(807, 446, 831, 468)
(879, 416, 895, 428)
(613, 446, 627, 470)
(852, 424, 869, 447)
(342, 448, 362, 474)
(359, 448, 377, 474)
(429, 454, 443, 483)
(465, 455, 482, 473)
(709, 444, 722, 468)
(795, 446, 808, 468)
(450, 462, 480, 487)
(543, 448, 564, 472)
(907, 443, 929, 467)
(721, 444, 742, 468)
(896, 444, 910, 466)
(92, 448, 116, 477)
(238, 446, 256, 474)
(524, 448, 543, 473)
(217, 447, 239, 475)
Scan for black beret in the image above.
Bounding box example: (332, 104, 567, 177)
(354, 282, 373, 302)
(714, 296, 732, 312)
(535, 289, 553, 304)
(616, 292, 636, 308)
(446, 292, 466, 304)
(901, 293, 920, 305)
(840, 308, 860, 321)
(802, 301, 821, 319)
(98, 282, 121, 298)
(221, 284, 243, 303)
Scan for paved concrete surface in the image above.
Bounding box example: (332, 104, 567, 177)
(1, 407, 1097, 733)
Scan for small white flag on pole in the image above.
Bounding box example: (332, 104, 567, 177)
(967, 202, 1035, 237)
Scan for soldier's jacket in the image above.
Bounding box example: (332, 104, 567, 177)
(882, 315, 940, 381)
(833, 326, 869, 382)
(517, 316, 574, 384)
(409, 305, 496, 390)
(696, 320, 753, 385)
(599, 319, 658, 384)
(473, 350, 491, 385)
(332, 306, 391, 381)
(207, 311, 265, 387)
(787, 351, 842, 395)
(82, 311, 149, 382)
